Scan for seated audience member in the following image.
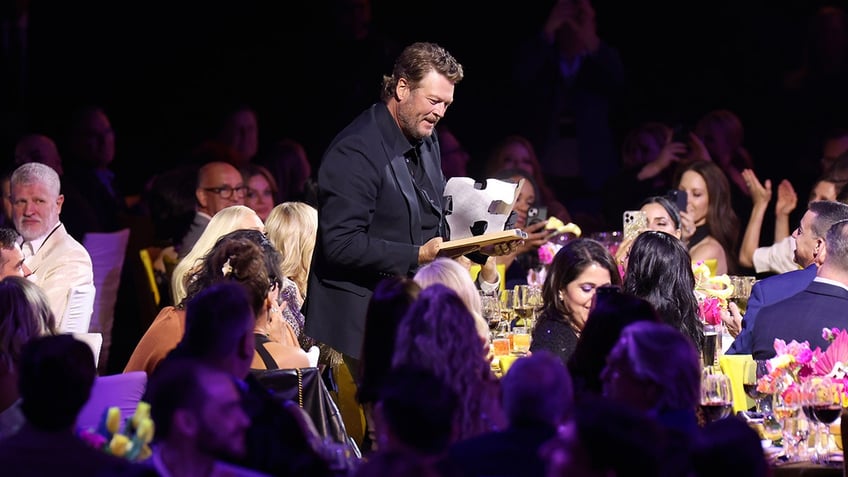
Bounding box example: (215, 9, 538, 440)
(179, 161, 246, 258)
(0, 276, 57, 438)
(413, 257, 492, 341)
(737, 169, 798, 274)
(531, 238, 621, 365)
(357, 276, 421, 453)
(241, 163, 278, 222)
(691, 416, 769, 477)
(541, 397, 668, 477)
(255, 138, 317, 205)
(728, 200, 848, 355)
(492, 169, 552, 289)
(125, 229, 308, 375)
(674, 159, 740, 275)
(622, 230, 707, 350)
(484, 134, 571, 224)
(142, 358, 260, 477)
(215, 104, 260, 166)
(601, 321, 701, 475)
(751, 219, 848, 360)
(0, 227, 28, 279)
(392, 284, 506, 441)
(171, 205, 264, 306)
(0, 334, 130, 476)
(372, 365, 459, 463)
(161, 282, 331, 476)
(567, 287, 661, 401)
(613, 194, 684, 265)
(9, 162, 94, 325)
(13, 133, 64, 176)
(448, 351, 574, 477)
(264, 201, 318, 346)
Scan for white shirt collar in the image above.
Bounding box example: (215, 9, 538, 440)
(19, 222, 61, 258)
(813, 276, 848, 293)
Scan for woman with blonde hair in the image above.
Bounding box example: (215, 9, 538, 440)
(171, 205, 264, 306)
(264, 202, 318, 345)
(413, 257, 489, 341)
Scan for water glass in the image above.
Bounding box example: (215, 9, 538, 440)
(701, 324, 720, 369)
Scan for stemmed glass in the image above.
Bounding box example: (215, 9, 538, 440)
(743, 359, 770, 414)
(480, 291, 502, 331)
(808, 377, 843, 463)
(700, 372, 733, 424)
(774, 386, 810, 462)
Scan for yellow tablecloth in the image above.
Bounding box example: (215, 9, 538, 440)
(719, 354, 756, 414)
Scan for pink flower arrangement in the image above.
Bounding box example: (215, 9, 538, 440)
(757, 329, 848, 401)
(537, 241, 561, 265)
(698, 296, 723, 326)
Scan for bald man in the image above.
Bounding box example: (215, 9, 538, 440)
(178, 161, 247, 257)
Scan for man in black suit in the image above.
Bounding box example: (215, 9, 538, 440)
(728, 200, 848, 354)
(304, 42, 510, 371)
(752, 219, 848, 359)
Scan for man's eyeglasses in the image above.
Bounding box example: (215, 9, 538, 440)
(202, 185, 249, 199)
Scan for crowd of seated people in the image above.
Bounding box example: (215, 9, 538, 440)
(6, 3, 848, 474)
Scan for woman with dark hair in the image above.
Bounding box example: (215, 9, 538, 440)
(492, 168, 553, 289)
(125, 229, 309, 375)
(614, 195, 683, 266)
(674, 159, 740, 275)
(622, 231, 704, 352)
(357, 276, 421, 452)
(392, 284, 505, 441)
(530, 239, 621, 365)
(567, 286, 661, 401)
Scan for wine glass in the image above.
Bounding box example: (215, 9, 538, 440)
(513, 285, 536, 329)
(742, 359, 770, 414)
(480, 292, 502, 331)
(700, 372, 733, 424)
(809, 378, 843, 463)
(774, 385, 809, 462)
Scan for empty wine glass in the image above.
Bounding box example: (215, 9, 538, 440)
(700, 372, 733, 424)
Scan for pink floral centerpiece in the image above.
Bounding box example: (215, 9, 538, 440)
(756, 329, 848, 403)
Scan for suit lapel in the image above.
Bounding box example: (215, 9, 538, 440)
(389, 153, 422, 244)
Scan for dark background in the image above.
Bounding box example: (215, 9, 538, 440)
(3, 0, 846, 199)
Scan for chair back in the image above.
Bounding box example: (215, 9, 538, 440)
(83, 228, 131, 371)
(73, 332, 103, 368)
(719, 354, 756, 414)
(76, 370, 148, 431)
(59, 284, 96, 333)
(138, 248, 160, 306)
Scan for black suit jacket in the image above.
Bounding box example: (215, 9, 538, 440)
(303, 103, 446, 359)
(751, 280, 848, 360)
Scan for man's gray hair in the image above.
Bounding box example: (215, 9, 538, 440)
(825, 219, 848, 272)
(10, 163, 61, 198)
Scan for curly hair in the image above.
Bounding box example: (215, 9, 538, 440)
(622, 231, 704, 351)
(380, 42, 463, 102)
(172, 205, 263, 305)
(183, 229, 282, 315)
(541, 238, 621, 327)
(265, 202, 317, 297)
(0, 276, 57, 372)
(391, 284, 505, 440)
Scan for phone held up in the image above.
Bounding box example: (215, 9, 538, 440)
(622, 210, 647, 241)
(667, 189, 688, 213)
(527, 206, 548, 227)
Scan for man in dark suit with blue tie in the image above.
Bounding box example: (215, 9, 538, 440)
(728, 200, 848, 355)
(751, 218, 848, 359)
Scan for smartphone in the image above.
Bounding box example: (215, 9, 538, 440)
(623, 210, 648, 241)
(667, 189, 688, 212)
(527, 206, 548, 226)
